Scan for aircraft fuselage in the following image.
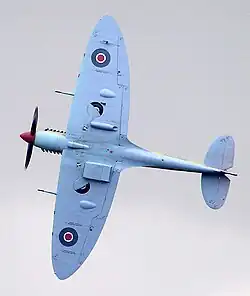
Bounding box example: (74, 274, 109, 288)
(20, 129, 234, 176)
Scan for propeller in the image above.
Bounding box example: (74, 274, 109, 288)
(20, 107, 38, 169)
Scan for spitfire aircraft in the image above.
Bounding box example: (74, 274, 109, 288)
(20, 15, 237, 280)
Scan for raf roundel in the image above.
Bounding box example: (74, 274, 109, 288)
(91, 48, 111, 68)
(59, 227, 78, 247)
(64, 232, 73, 242)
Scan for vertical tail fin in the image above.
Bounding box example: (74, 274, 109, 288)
(201, 136, 235, 209)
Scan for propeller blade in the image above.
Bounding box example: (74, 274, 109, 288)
(25, 142, 34, 169)
(21, 106, 39, 170)
(30, 106, 38, 136)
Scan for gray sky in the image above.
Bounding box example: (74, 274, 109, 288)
(1, 0, 250, 295)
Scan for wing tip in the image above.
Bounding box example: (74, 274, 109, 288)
(52, 251, 83, 280)
(95, 14, 121, 33)
(52, 261, 81, 281)
(100, 14, 117, 22)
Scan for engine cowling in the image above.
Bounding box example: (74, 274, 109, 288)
(34, 131, 67, 153)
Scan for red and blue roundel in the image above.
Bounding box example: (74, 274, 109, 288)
(59, 227, 78, 247)
(91, 48, 110, 68)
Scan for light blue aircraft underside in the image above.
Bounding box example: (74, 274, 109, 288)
(20, 15, 237, 280)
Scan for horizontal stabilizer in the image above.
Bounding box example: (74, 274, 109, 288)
(204, 135, 235, 170)
(201, 174, 230, 209)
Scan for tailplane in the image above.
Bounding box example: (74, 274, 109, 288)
(204, 135, 235, 170)
(201, 135, 235, 209)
